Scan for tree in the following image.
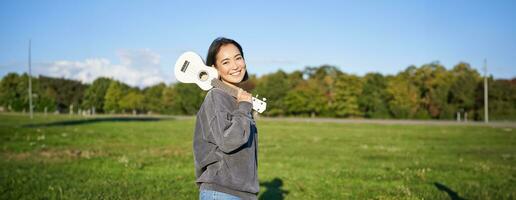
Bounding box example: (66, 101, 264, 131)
(412, 62, 452, 119)
(359, 73, 390, 118)
(143, 83, 166, 114)
(483, 78, 516, 120)
(166, 83, 205, 115)
(120, 91, 145, 114)
(82, 77, 112, 113)
(449, 62, 482, 119)
(0, 73, 27, 111)
(386, 68, 421, 118)
(303, 65, 343, 116)
(283, 79, 326, 116)
(1, 62, 513, 121)
(39, 75, 86, 113)
(104, 81, 125, 113)
(254, 70, 291, 116)
(161, 84, 176, 114)
(332, 73, 363, 117)
(287, 70, 304, 89)
(33, 78, 56, 112)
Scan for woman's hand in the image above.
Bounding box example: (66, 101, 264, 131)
(237, 88, 252, 103)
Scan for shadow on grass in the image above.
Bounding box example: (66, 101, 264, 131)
(23, 117, 168, 128)
(434, 182, 467, 200)
(259, 178, 288, 200)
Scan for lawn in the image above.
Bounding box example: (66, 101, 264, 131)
(0, 114, 514, 199)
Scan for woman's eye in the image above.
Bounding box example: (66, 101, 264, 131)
(222, 62, 229, 65)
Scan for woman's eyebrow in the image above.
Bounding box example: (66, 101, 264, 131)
(220, 57, 230, 62)
(233, 54, 242, 58)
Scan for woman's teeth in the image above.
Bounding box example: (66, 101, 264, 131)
(230, 70, 241, 76)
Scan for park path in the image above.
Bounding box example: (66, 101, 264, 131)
(174, 114, 516, 128)
(3, 112, 515, 128)
(254, 116, 516, 128)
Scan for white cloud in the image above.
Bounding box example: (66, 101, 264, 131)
(35, 49, 170, 88)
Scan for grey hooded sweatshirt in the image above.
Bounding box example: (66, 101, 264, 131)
(193, 88, 258, 199)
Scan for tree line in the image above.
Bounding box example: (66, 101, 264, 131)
(0, 62, 515, 121)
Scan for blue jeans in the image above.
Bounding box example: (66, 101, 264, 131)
(200, 190, 241, 200)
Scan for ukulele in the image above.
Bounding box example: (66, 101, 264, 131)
(174, 51, 267, 113)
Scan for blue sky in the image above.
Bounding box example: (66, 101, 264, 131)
(1, 0, 515, 87)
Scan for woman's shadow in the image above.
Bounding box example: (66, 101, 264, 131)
(259, 178, 289, 200)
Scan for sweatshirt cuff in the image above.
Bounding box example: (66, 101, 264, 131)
(237, 101, 253, 113)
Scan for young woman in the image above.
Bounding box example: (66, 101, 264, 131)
(193, 37, 259, 200)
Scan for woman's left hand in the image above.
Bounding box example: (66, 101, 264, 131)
(237, 88, 252, 103)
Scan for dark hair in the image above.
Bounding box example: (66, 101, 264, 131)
(206, 37, 249, 82)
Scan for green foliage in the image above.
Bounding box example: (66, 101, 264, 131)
(286, 70, 304, 88)
(104, 81, 126, 113)
(166, 83, 205, 115)
(303, 65, 343, 81)
(412, 63, 451, 118)
(303, 65, 343, 117)
(449, 63, 482, 119)
(0, 73, 57, 112)
(161, 84, 176, 114)
(386, 71, 421, 118)
(38, 75, 87, 113)
(0, 62, 514, 120)
(119, 91, 145, 114)
(33, 86, 57, 113)
(486, 79, 516, 120)
(283, 79, 326, 116)
(333, 74, 363, 117)
(254, 70, 291, 116)
(143, 83, 166, 114)
(0, 73, 28, 111)
(359, 73, 390, 118)
(82, 77, 112, 113)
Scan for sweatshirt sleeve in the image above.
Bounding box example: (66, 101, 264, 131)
(205, 90, 253, 153)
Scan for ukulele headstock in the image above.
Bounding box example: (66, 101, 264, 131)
(252, 94, 267, 113)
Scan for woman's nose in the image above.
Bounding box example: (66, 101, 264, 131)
(231, 62, 240, 70)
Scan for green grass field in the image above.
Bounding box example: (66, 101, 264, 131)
(1, 114, 515, 199)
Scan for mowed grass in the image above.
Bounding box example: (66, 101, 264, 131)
(0, 114, 515, 199)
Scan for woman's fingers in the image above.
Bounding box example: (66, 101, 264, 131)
(237, 88, 252, 103)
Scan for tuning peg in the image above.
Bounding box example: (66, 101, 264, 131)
(262, 98, 267, 101)
(255, 94, 259, 98)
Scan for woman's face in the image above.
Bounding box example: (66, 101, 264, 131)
(214, 44, 246, 84)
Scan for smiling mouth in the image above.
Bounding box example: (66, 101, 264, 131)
(230, 70, 241, 76)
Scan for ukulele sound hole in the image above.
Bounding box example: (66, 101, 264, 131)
(199, 71, 209, 81)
